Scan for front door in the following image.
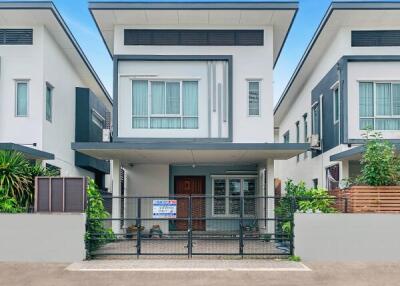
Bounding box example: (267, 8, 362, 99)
(174, 176, 206, 231)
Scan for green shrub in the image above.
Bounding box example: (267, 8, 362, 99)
(356, 131, 400, 186)
(0, 187, 25, 213)
(0, 150, 58, 208)
(85, 178, 115, 253)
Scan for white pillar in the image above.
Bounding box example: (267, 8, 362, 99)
(266, 158, 275, 234)
(111, 159, 121, 233)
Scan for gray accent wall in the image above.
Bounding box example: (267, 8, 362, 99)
(75, 88, 110, 174)
(311, 63, 340, 157)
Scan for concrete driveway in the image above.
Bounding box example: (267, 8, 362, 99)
(1, 261, 400, 286)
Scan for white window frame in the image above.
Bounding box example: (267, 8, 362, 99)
(131, 78, 199, 129)
(359, 81, 400, 131)
(332, 82, 340, 125)
(15, 79, 29, 117)
(247, 79, 261, 117)
(211, 175, 257, 217)
(45, 82, 53, 123)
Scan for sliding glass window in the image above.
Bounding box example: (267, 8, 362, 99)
(132, 80, 198, 129)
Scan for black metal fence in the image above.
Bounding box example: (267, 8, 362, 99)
(86, 195, 298, 259)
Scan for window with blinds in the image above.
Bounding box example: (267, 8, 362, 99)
(0, 29, 33, 45)
(359, 82, 400, 130)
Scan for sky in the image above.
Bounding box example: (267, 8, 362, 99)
(22, 0, 371, 103)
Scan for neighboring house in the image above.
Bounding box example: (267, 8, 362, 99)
(274, 2, 400, 191)
(0, 2, 112, 189)
(73, 1, 307, 234)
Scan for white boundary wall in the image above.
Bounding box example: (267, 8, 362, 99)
(0, 213, 86, 262)
(295, 213, 400, 261)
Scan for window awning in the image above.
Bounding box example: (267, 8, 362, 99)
(72, 142, 308, 165)
(0, 143, 54, 160)
(330, 144, 400, 162)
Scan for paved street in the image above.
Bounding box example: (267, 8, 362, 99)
(1, 260, 400, 286)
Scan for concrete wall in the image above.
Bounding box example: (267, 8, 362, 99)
(0, 213, 86, 262)
(295, 213, 400, 262)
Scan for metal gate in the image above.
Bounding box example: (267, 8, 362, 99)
(86, 195, 295, 259)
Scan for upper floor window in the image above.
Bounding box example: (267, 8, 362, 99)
(296, 121, 300, 161)
(92, 109, 105, 129)
(359, 82, 400, 130)
(248, 81, 260, 116)
(311, 102, 320, 135)
(283, 131, 290, 143)
(333, 87, 339, 124)
(303, 113, 308, 158)
(15, 80, 28, 117)
(0, 29, 33, 45)
(132, 80, 198, 129)
(45, 84, 53, 122)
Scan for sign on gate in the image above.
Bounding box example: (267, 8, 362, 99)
(152, 200, 177, 218)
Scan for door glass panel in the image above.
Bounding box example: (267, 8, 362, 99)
(243, 179, 256, 216)
(213, 179, 226, 215)
(229, 179, 241, 215)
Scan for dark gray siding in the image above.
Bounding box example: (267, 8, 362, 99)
(75, 88, 110, 175)
(352, 30, 400, 47)
(311, 64, 340, 157)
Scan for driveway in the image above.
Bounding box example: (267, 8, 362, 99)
(1, 261, 400, 286)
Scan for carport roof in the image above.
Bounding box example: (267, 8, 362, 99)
(72, 142, 308, 165)
(330, 144, 400, 162)
(0, 143, 54, 160)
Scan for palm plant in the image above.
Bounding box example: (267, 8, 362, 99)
(0, 151, 31, 207)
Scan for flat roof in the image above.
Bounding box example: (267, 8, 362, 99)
(89, 1, 298, 66)
(0, 143, 54, 160)
(72, 142, 309, 164)
(330, 143, 400, 162)
(0, 1, 112, 106)
(274, 1, 400, 126)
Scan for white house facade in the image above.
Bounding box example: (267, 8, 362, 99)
(274, 2, 400, 191)
(73, 2, 307, 235)
(0, 2, 112, 189)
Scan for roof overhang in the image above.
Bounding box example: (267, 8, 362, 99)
(0, 143, 54, 160)
(72, 142, 308, 165)
(330, 143, 400, 162)
(89, 1, 298, 67)
(274, 1, 400, 126)
(0, 1, 112, 107)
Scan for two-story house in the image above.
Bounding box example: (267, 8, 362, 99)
(73, 1, 307, 234)
(0, 2, 112, 189)
(275, 2, 400, 191)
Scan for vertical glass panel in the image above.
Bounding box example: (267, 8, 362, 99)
(360, 118, 374, 130)
(243, 179, 256, 216)
(248, 81, 260, 116)
(312, 104, 320, 135)
(16, 82, 28, 116)
(151, 81, 165, 114)
(46, 86, 52, 122)
(132, 118, 148, 128)
(359, 82, 374, 117)
(213, 179, 226, 215)
(375, 119, 400, 130)
(183, 118, 198, 129)
(376, 83, 391, 116)
(166, 82, 180, 114)
(334, 88, 339, 122)
(182, 81, 198, 116)
(132, 80, 148, 116)
(392, 84, 400, 115)
(229, 179, 241, 215)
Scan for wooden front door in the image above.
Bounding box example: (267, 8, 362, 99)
(174, 176, 206, 231)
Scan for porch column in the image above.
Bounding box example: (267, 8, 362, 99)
(111, 159, 121, 233)
(266, 158, 275, 234)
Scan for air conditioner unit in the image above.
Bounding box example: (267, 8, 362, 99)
(102, 129, 111, 142)
(309, 134, 320, 149)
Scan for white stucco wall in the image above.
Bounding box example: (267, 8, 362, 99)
(114, 25, 274, 143)
(125, 164, 170, 233)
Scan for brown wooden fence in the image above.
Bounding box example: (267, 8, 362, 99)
(330, 186, 400, 213)
(35, 177, 87, 213)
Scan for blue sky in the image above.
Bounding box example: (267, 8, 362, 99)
(36, 0, 349, 103)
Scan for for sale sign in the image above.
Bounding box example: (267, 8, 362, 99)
(152, 200, 177, 218)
